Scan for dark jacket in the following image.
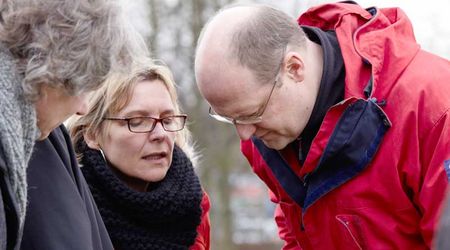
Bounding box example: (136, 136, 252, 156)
(20, 125, 113, 250)
(0, 145, 20, 250)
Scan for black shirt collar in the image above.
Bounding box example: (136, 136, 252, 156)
(293, 26, 345, 163)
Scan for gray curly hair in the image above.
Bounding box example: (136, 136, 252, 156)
(0, 0, 148, 100)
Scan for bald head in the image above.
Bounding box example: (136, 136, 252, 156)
(197, 5, 258, 53)
(195, 4, 306, 98)
(194, 5, 257, 95)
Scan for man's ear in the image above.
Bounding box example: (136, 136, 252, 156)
(84, 132, 100, 150)
(283, 52, 305, 83)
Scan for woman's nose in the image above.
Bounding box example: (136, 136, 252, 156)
(147, 121, 167, 140)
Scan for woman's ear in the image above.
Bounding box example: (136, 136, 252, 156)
(283, 51, 305, 83)
(84, 132, 100, 150)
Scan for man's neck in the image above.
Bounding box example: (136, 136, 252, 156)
(305, 38, 324, 94)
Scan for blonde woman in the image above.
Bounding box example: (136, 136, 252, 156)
(68, 61, 210, 250)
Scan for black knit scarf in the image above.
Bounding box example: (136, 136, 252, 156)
(79, 143, 203, 250)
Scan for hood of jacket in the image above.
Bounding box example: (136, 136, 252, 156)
(299, 2, 420, 100)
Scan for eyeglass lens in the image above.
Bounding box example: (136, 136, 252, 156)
(128, 116, 185, 133)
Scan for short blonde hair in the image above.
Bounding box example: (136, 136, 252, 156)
(0, 0, 148, 100)
(67, 59, 198, 163)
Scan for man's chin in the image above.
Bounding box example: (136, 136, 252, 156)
(262, 139, 288, 150)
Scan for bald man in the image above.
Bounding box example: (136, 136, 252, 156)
(195, 2, 450, 250)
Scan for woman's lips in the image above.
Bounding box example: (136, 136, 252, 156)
(142, 152, 167, 160)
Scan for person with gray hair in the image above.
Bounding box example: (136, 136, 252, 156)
(0, 0, 147, 249)
(195, 2, 450, 249)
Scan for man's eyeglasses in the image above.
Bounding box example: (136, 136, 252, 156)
(103, 115, 187, 133)
(208, 72, 279, 125)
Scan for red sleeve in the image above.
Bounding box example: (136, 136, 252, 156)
(416, 111, 450, 246)
(270, 191, 302, 250)
(190, 191, 211, 250)
(243, 139, 302, 249)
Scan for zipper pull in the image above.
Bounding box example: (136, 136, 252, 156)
(369, 97, 387, 107)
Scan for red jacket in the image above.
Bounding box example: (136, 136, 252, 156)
(191, 191, 211, 250)
(241, 2, 450, 249)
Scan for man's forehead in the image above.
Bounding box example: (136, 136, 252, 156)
(203, 77, 264, 118)
(200, 66, 257, 96)
(202, 78, 248, 102)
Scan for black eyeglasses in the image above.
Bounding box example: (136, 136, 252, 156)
(103, 115, 187, 133)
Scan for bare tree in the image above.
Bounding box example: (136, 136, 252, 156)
(144, 1, 243, 249)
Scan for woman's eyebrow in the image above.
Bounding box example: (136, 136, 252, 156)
(120, 109, 176, 117)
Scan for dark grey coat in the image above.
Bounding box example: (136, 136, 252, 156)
(0, 145, 20, 250)
(20, 125, 113, 250)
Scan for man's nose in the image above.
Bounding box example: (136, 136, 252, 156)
(234, 123, 257, 141)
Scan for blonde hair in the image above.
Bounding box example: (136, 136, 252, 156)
(0, 0, 148, 100)
(67, 59, 198, 164)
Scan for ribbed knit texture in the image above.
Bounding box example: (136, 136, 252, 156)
(80, 142, 203, 250)
(0, 43, 38, 234)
